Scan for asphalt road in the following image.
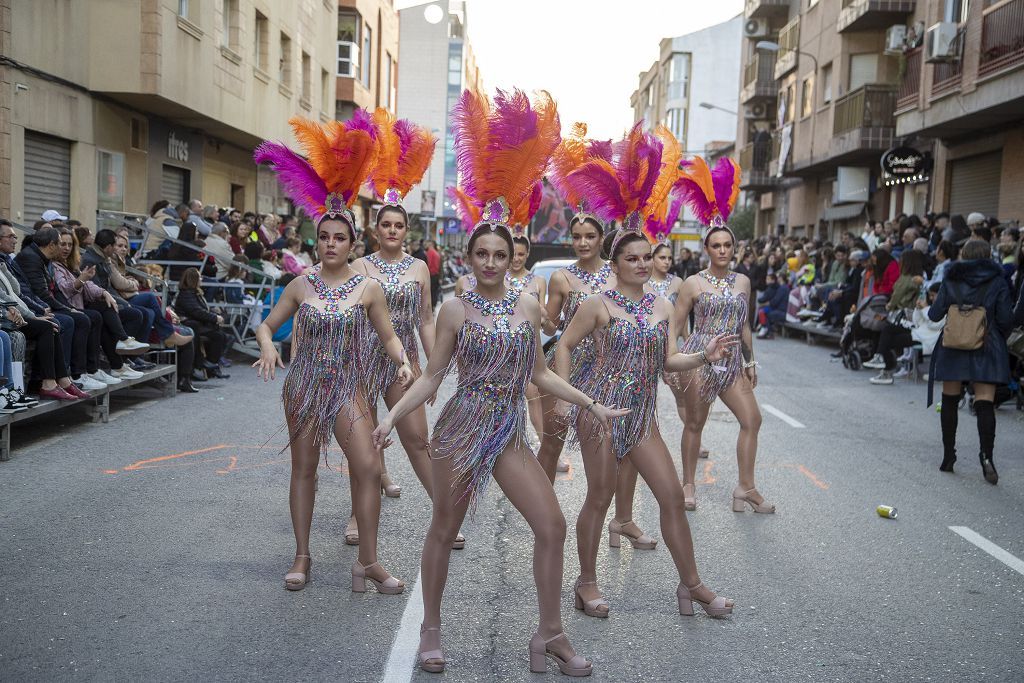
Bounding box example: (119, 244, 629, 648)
(1, 336, 1022, 682)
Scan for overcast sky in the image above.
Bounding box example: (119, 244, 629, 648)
(396, 0, 744, 139)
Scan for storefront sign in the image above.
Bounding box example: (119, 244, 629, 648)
(880, 146, 924, 178)
(168, 132, 190, 163)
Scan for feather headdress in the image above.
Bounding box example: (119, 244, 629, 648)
(450, 88, 560, 233)
(253, 114, 380, 231)
(367, 108, 437, 208)
(674, 156, 741, 243)
(563, 121, 671, 254)
(642, 127, 684, 246)
(548, 122, 613, 230)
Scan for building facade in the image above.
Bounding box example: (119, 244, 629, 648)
(630, 16, 743, 230)
(1, 0, 337, 226)
(395, 0, 482, 242)
(737, 0, 913, 240)
(894, 0, 1024, 223)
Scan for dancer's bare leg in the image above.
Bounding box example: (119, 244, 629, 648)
(537, 391, 569, 483)
(717, 377, 765, 500)
(384, 381, 434, 494)
(493, 443, 580, 663)
(526, 383, 544, 443)
(286, 416, 318, 576)
(575, 415, 616, 608)
(681, 385, 713, 487)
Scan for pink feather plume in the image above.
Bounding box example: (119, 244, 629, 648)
(252, 141, 328, 219)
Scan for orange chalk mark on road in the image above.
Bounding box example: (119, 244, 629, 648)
(699, 460, 716, 484)
(797, 464, 829, 490)
(122, 444, 232, 471)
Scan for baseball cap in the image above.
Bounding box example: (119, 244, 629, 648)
(41, 209, 68, 222)
(967, 212, 986, 226)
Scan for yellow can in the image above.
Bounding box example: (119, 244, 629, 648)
(876, 505, 897, 519)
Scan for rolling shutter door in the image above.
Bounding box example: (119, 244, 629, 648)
(161, 165, 189, 205)
(23, 131, 71, 222)
(949, 152, 1001, 218)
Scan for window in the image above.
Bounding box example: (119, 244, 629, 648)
(337, 10, 360, 78)
(301, 52, 312, 104)
(667, 53, 689, 100)
(97, 150, 125, 212)
(279, 32, 292, 87)
(801, 76, 814, 118)
(130, 118, 147, 151)
(384, 53, 393, 110)
(389, 55, 397, 112)
(782, 83, 795, 122)
(666, 108, 685, 141)
(178, 0, 189, 17)
(362, 24, 372, 88)
(222, 0, 239, 49)
(254, 11, 269, 72)
(821, 63, 833, 104)
(321, 68, 330, 112)
(944, 0, 969, 23)
(849, 53, 878, 91)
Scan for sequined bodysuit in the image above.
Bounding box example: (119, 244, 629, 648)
(571, 291, 667, 461)
(432, 287, 536, 506)
(649, 274, 681, 388)
(362, 254, 422, 402)
(282, 270, 371, 451)
(680, 274, 747, 402)
(544, 262, 612, 378)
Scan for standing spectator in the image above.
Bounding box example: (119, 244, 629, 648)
(187, 199, 212, 237)
(929, 239, 1013, 484)
(411, 239, 427, 264)
(203, 222, 236, 280)
(673, 247, 700, 280)
(425, 239, 442, 308)
(174, 268, 229, 380)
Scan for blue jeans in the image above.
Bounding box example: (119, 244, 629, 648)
(130, 292, 173, 341)
(0, 330, 13, 389)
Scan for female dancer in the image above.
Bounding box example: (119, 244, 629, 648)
(341, 109, 445, 545)
(556, 125, 735, 619)
(253, 115, 414, 593)
(374, 88, 623, 677)
(674, 157, 773, 513)
(537, 123, 615, 481)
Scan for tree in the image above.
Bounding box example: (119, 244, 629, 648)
(729, 204, 755, 241)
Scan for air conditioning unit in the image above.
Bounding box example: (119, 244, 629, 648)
(745, 103, 769, 119)
(884, 25, 907, 55)
(925, 22, 959, 63)
(744, 18, 769, 38)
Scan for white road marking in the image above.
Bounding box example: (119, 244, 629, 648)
(381, 569, 424, 683)
(762, 404, 806, 429)
(949, 526, 1024, 576)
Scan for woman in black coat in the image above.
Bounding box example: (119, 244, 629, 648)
(928, 239, 1013, 484)
(174, 268, 229, 380)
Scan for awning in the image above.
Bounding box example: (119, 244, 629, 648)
(823, 202, 866, 221)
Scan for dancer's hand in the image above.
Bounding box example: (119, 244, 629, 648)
(372, 416, 394, 450)
(253, 347, 284, 381)
(587, 402, 631, 431)
(704, 333, 740, 363)
(745, 365, 758, 389)
(397, 362, 414, 388)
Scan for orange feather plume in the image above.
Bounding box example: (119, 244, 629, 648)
(549, 122, 592, 209)
(289, 116, 378, 207)
(367, 108, 437, 200)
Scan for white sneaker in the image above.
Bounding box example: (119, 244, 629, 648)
(863, 354, 886, 369)
(892, 367, 910, 380)
(797, 308, 820, 319)
(76, 375, 107, 391)
(757, 327, 769, 339)
(112, 366, 144, 380)
(116, 337, 151, 354)
(90, 370, 122, 385)
(869, 370, 894, 385)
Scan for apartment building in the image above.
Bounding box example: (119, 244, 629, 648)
(0, 0, 337, 224)
(396, 1, 483, 240)
(894, 0, 1024, 222)
(737, 0, 912, 239)
(630, 16, 743, 235)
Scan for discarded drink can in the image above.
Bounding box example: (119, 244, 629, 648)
(876, 505, 898, 519)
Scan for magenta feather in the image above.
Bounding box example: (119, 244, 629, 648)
(345, 108, 377, 138)
(673, 175, 716, 226)
(710, 157, 740, 222)
(488, 89, 538, 149)
(566, 161, 628, 222)
(393, 118, 415, 157)
(588, 139, 613, 161)
(450, 90, 490, 202)
(528, 181, 543, 219)
(253, 141, 328, 219)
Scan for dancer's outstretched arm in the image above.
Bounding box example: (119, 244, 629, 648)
(372, 298, 462, 447)
(253, 276, 304, 380)
(416, 260, 436, 358)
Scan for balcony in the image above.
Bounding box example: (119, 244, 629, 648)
(739, 139, 777, 191)
(745, 0, 789, 19)
(831, 84, 897, 159)
(931, 59, 962, 97)
(897, 47, 922, 110)
(774, 18, 800, 79)
(741, 52, 778, 103)
(837, 0, 916, 33)
(979, 0, 1024, 77)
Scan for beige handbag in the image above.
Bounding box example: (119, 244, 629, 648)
(942, 282, 990, 351)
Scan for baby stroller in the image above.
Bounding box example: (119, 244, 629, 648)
(839, 294, 888, 370)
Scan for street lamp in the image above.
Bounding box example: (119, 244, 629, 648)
(698, 102, 738, 116)
(755, 40, 819, 165)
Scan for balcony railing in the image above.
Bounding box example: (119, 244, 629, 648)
(979, 0, 1024, 77)
(833, 84, 898, 135)
(745, 0, 789, 19)
(897, 47, 922, 109)
(739, 138, 777, 190)
(741, 52, 778, 103)
(775, 17, 800, 79)
(931, 59, 962, 96)
(837, 0, 916, 33)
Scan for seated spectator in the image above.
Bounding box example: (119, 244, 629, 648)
(166, 221, 207, 280)
(927, 240, 957, 288)
(272, 224, 297, 251)
(755, 272, 790, 339)
(228, 221, 252, 254)
(80, 229, 151, 357)
(243, 242, 278, 285)
(863, 250, 927, 383)
(52, 229, 147, 386)
(872, 248, 900, 296)
(298, 239, 315, 268)
(0, 329, 37, 412)
(174, 268, 229, 380)
(187, 199, 213, 237)
(203, 222, 236, 280)
(279, 237, 306, 276)
(110, 232, 190, 349)
(254, 214, 278, 249)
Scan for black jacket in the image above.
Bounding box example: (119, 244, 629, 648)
(0, 254, 48, 314)
(174, 289, 218, 325)
(80, 245, 130, 307)
(14, 242, 72, 312)
(928, 259, 1012, 393)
